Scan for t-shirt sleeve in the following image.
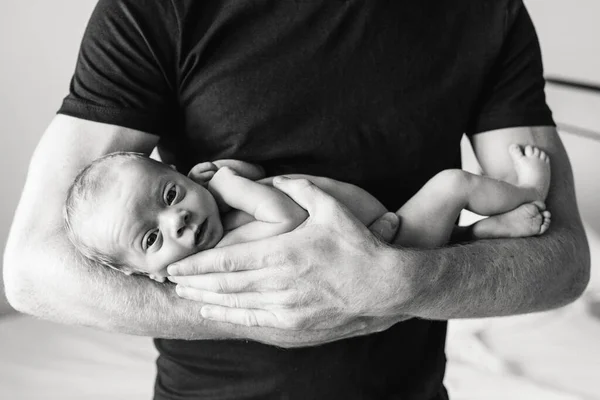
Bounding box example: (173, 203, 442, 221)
(466, 0, 555, 136)
(57, 0, 179, 136)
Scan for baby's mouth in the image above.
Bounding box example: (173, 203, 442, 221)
(194, 220, 208, 248)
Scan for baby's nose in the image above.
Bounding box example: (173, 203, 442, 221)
(169, 209, 190, 238)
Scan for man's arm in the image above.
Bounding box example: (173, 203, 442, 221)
(2, 115, 400, 344)
(397, 125, 590, 319)
(3, 115, 186, 335)
(167, 126, 589, 329)
(162, 2, 588, 329)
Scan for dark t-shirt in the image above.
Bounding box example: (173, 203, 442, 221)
(58, 1, 555, 398)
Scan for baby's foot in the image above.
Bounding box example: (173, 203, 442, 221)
(508, 144, 551, 200)
(471, 201, 551, 239)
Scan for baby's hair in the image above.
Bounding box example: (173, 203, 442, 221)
(63, 151, 156, 274)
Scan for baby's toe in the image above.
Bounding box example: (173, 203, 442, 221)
(508, 144, 524, 159)
(542, 210, 551, 219)
(539, 212, 552, 235)
(529, 213, 544, 233)
(541, 151, 550, 163)
(531, 200, 546, 211)
(525, 145, 534, 157)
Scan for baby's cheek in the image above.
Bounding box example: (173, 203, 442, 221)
(160, 246, 193, 271)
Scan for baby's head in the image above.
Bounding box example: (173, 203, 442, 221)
(64, 152, 223, 282)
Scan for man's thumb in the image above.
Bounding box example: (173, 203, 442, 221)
(273, 176, 335, 216)
(368, 212, 400, 243)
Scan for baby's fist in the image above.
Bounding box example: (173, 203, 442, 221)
(188, 162, 219, 186)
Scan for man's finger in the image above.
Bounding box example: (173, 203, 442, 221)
(201, 306, 280, 328)
(168, 241, 268, 276)
(272, 176, 338, 216)
(168, 270, 271, 293)
(368, 212, 400, 243)
(176, 289, 285, 309)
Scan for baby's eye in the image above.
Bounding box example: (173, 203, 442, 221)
(146, 231, 158, 248)
(165, 186, 177, 205)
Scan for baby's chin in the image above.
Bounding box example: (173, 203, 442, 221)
(133, 245, 210, 283)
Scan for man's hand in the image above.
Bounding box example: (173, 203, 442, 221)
(168, 177, 406, 330)
(248, 313, 410, 348)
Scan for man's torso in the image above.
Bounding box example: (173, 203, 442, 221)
(61, 0, 524, 398)
(152, 1, 506, 399)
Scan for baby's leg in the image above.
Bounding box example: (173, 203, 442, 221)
(393, 169, 484, 248)
(394, 145, 551, 248)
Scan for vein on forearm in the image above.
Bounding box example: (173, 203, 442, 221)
(404, 224, 589, 320)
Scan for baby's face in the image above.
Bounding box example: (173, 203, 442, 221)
(84, 159, 223, 281)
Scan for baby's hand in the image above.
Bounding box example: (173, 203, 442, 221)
(188, 160, 266, 186)
(188, 162, 219, 186)
(212, 159, 265, 180)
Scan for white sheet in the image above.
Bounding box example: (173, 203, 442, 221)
(0, 316, 156, 400)
(2, 298, 599, 400)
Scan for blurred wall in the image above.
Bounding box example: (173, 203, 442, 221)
(0, 1, 598, 316)
(528, 0, 600, 235)
(527, 0, 600, 85)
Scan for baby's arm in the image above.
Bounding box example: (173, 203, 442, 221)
(208, 167, 309, 248)
(258, 175, 388, 227)
(210, 170, 389, 248)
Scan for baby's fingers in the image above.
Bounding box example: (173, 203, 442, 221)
(188, 162, 218, 186)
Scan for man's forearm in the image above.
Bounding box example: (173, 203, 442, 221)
(4, 228, 376, 347)
(392, 222, 590, 320)
(5, 229, 220, 338)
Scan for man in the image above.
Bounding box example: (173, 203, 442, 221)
(3, 0, 589, 399)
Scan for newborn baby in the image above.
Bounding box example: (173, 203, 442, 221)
(64, 144, 551, 282)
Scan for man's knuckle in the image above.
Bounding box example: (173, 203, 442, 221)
(269, 277, 286, 290)
(280, 292, 299, 308)
(329, 202, 348, 218)
(285, 313, 308, 330)
(296, 178, 313, 188)
(216, 278, 228, 293)
(225, 294, 239, 308)
(243, 312, 258, 327)
(215, 252, 236, 273)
